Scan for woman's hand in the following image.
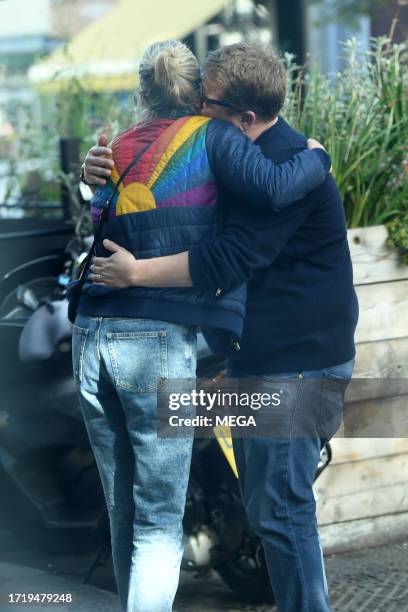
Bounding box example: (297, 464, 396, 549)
(89, 240, 138, 288)
(307, 137, 326, 152)
(307, 138, 332, 173)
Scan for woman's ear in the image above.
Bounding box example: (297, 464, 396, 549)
(238, 111, 257, 133)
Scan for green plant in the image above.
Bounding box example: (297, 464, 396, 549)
(283, 37, 408, 233)
(1, 79, 135, 214)
(55, 76, 88, 140)
(49, 71, 135, 152)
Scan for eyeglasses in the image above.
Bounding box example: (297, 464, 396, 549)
(201, 93, 244, 113)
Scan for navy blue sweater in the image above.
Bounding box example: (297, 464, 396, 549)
(189, 117, 359, 373)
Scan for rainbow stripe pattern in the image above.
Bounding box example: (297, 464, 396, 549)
(91, 116, 218, 224)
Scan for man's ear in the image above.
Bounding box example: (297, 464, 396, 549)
(238, 111, 257, 133)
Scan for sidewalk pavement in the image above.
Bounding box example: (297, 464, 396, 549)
(0, 562, 121, 612)
(0, 541, 407, 611)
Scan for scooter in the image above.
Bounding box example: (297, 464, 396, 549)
(0, 202, 332, 605)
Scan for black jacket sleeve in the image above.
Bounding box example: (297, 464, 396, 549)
(206, 119, 331, 211)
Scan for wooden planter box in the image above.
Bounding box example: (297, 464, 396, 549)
(315, 225, 408, 552)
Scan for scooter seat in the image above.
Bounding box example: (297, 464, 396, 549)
(18, 299, 72, 364)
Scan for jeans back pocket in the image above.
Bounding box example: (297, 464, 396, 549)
(107, 330, 168, 393)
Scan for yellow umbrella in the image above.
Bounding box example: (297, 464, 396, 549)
(29, 0, 229, 92)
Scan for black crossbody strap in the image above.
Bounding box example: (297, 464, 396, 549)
(77, 142, 151, 285)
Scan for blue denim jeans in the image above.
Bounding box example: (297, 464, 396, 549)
(72, 314, 197, 612)
(229, 359, 355, 612)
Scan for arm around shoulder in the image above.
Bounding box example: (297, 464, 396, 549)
(206, 120, 330, 211)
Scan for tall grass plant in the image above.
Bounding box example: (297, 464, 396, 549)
(283, 37, 408, 231)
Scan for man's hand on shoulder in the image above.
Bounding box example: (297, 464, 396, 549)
(83, 134, 114, 187)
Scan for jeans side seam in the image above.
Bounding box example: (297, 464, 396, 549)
(284, 378, 310, 612)
(160, 333, 169, 380)
(74, 328, 88, 384)
(95, 317, 102, 363)
(107, 335, 120, 386)
(317, 377, 326, 438)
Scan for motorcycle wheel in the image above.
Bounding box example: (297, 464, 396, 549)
(214, 537, 275, 604)
(205, 478, 275, 604)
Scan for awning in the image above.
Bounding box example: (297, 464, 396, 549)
(28, 0, 229, 92)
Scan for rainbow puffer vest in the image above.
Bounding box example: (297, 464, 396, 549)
(78, 115, 247, 338)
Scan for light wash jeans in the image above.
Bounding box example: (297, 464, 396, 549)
(229, 358, 355, 612)
(72, 314, 197, 612)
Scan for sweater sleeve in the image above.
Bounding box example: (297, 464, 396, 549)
(206, 119, 330, 211)
(188, 207, 309, 290)
(189, 176, 340, 291)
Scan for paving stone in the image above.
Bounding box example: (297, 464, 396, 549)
(0, 541, 407, 611)
(0, 562, 121, 612)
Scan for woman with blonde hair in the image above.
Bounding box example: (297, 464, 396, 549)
(74, 39, 330, 612)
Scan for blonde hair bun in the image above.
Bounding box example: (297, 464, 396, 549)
(154, 47, 182, 95)
(137, 40, 201, 118)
